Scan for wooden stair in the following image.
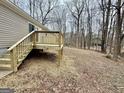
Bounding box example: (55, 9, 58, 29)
(0, 50, 32, 70)
(0, 31, 64, 78)
(0, 53, 12, 70)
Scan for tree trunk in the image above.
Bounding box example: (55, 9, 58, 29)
(109, 22, 115, 54)
(101, 0, 111, 53)
(113, 0, 122, 60)
(76, 18, 80, 48)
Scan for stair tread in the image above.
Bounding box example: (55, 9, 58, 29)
(0, 53, 10, 59)
(0, 58, 11, 61)
(0, 64, 11, 68)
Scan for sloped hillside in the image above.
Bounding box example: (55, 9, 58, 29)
(0, 47, 124, 93)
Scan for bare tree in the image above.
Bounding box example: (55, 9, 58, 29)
(98, 0, 112, 53)
(113, 0, 124, 60)
(66, 0, 84, 48)
(104, 0, 111, 52)
(85, 1, 94, 49)
(109, 20, 115, 54)
(52, 6, 67, 33)
(38, 0, 58, 25)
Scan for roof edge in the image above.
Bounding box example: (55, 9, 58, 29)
(0, 0, 49, 31)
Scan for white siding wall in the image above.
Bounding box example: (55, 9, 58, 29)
(0, 4, 29, 48)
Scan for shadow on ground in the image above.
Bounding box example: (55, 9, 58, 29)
(18, 49, 57, 71)
(27, 49, 56, 62)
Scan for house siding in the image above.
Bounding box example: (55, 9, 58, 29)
(0, 4, 29, 48)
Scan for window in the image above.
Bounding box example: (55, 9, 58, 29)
(29, 23, 35, 32)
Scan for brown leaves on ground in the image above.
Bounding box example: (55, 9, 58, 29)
(0, 47, 124, 93)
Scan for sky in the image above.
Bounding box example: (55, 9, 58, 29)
(9, 0, 117, 33)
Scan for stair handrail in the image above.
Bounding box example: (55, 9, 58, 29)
(8, 31, 35, 51)
(36, 30, 60, 33)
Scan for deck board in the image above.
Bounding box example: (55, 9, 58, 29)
(35, 44, 61, 50)
(36, 44, 60, 47)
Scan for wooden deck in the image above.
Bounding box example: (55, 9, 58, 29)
(0, 30, 63, 78)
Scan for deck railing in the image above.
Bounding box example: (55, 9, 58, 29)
(35, 31, 63, 45)
(7, 31, 63, 72)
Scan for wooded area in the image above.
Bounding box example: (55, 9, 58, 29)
(0, 0, 124, 92)
(10, 0, 124, 60)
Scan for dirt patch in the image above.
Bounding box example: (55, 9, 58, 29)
(0, 48, 124, 93)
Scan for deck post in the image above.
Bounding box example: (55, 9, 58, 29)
(36, 32, 38, 43)
(57, 49, 61, 66)
(10, 48, 17, 72)
(61, 33, 64, 59)
(57, 32, 63, 66)
(61, 47, 63, 59)
(32, 32, 36, 48)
